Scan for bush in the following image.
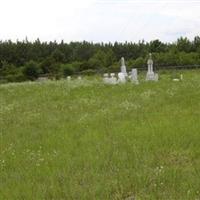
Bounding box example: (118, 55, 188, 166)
(71, 61, 82, 72)
(132, 57, 146, 68)
(61, 64, 75, 77)
(23, 61, 41, 80)
(40, 57, 56, 74)
(107, 62, 120, 73)
(5, 73, 26, 82)
(0, 62, 26, 83)
(80, 69, 97, 76)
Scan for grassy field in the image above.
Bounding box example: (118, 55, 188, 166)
(1, 70, 200, 200)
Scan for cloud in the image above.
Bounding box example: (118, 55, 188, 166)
(0, 0, 199, 42)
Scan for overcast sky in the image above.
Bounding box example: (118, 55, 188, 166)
(0, 0, 200, 43)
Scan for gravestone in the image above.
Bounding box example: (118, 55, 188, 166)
(120, 57, 128, 77)
(180, 74, 183, 80)
(130, 68, 139, 84)
(37, 77, 48, 82)
(173, 74, 183, 82)
(118, 72, 126, 83)
(103, 73, 109, 84)
(109, 73, 117, 84)
(154, 73, 158, 81)
(146, 53, 158, 81)
(67, 76, 71, 81)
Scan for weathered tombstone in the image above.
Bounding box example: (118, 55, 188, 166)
(120, 57, 128, 77)
(118, 72, 126, 83)
(154, 73, 158, 81)
(109, 73, 117, 84)
(78, 76, 82, 80)
(173, 74, 183, 82)
(130, 68, 139, 84)
(37, 77, 48, 82)
(67, 76, 71, 81)
(180, 74, 183, 81)
(103, 73, 109, 84)
(146, 53, 158, 81)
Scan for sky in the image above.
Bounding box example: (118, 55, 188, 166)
(0, 0, 200, 43)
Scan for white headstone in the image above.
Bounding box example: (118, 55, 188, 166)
(120, 57, 128, 77)
(37, 77, 48, 82)
(103, 73, 109, 84)
(130, 68, 139, 84)
(110, 73, 115, 77)
(180, 74, 183, 80)
(103, 73, 117, 84)
(109, 73, 117, 84)
(67, 76, 71, 81)
(154, 73, 158, 81)
(118, 72, 126, 83)
(173, 78, 180, 82)
(146, 53, 158, 81)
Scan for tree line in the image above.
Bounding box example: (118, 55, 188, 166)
(0, 36, 200, 82)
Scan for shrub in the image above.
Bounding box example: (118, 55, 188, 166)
(61, 64, 75, 77)
(80, 69, 97, 76)
(5, 73, 26, 82)
(23, 61, 41, 80)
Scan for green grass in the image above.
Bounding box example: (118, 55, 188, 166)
(1, 70, 200, 200)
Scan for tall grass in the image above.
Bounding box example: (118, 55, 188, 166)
(1, 70, 200, 199)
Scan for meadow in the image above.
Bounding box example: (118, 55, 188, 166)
(0, 70, 200, 200)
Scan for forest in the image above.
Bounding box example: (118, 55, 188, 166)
(0, 36, 200, 83)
